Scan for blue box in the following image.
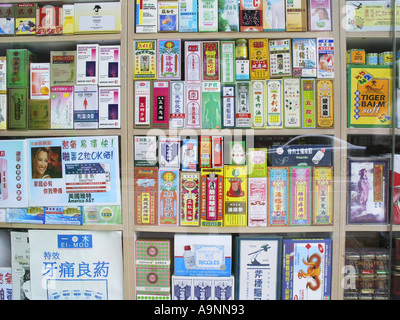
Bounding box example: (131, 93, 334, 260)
(179, 0, 198, 32)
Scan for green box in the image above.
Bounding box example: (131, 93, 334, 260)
(202, 81, 221, 129)
(6, 49, 36, 87)
(28, 99, 50, 129)
(301, 78, 316, 128)
(8, 87, 28, 130)
(220, 41, 236, 85)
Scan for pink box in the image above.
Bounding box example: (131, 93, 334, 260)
(290, 166, 312, 226)
(152, 81, 170, 128)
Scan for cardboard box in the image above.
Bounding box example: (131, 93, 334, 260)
(267, 167, 289, 226)
(263, 0, 285, 31)
(28, 99, 50, 129)
(136, 238, 170, 269)
(221, 85, 236, 128)
(200, 168, 224, 226)
(99, 45, 121, 86)
(266, 79, 283, 128)
(249, 39, 269, 80)
(0, 4, 14, 36)
(133, 40, 157, 80)
(50, 86, 74, 129)
(347, 49, 365, 65)
(220, 41, 236, 84)
(185, 83, 202, 128)
(0, 94, 7, 130)
(181, 138, 198, 171)
(224, 165, 247, 227)
(74, 2, 121, 34)
(136, 0, 157, 33)
(10, 231, 30, 300)
(317, 38, 334, 79)
(272, 144, 332, 167)
(159, 136, 180, 168)
(198, 0, 218, 32)
(134, 80, 151, 128)
(251, 80, 266, 129)
(248, 148, 267, 177)
(236, 237, 282, 299)
(158, 168, 180, 226)
(235, 81, 251, 128)
(283, 78, 301, 128)
(76, 44, 99, 85)
(180, 171, 201, 226)
(202, 81, 221, 129)
(316, 79, 334, 128)
(157, 39, 181, 80)
(240, 0, 262, 31)
(179, 0, 198, 32)
(36, 5, 62, 35)
(309, 0, 332, 31)
(202, 41, 220, 81)
(62, 4, 74, 34)
(152, 81, 170, 128)
(212, 136, 224, 169)
(301, 78, 316, 128)
(6, 49, 36, 88)
(44, 206, 83, 225)
(248, 177, 268, 226)
(174, 234, 232, 277)
(313, 166, 334, 226)
(158, 1, 179, 32)
(134, 135, 157, 167)
(134, 167, 158, 225)
(170, 81, 185, 129)
(185, 41, 202, 84)
(282, 239, 332, 300)
(269, 39, 291, 78)
(15, 2, 37, 35)
(347, 65, 393, 128)
(290, 166, 312, 226)
(73, 85, 98, 129)
(50, 51, 76, 86)
(98, 87, 120, 128)
(200, 136, 212, 168)
(30, 63, 50, 100)
(292, 38, 317, 77)
(0, 57, 6, 94)
(236, 60, 250, 80)
(219, 0, 239, 31)
(136, 268, 170, 296)
(8, 87, 28, 130)
(285, 0, 307, 32)
(230, 141, 246, 165)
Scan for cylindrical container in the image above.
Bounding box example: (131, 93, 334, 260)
(379, 51, 393, 65)
(366, 53, 378, 65)
(235, 39, 248, 60)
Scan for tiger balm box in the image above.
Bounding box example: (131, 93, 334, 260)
(282, 239, 332, 300)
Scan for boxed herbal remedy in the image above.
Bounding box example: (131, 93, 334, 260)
(185, 83, 202, 129)
(201, 81, 222, 129)
(50, 51, 76, 86)
(316, 79, 334, 128)
(134, 167, 158, 226)
(6, 49, 36, 88)
(134, 81, 151, 128)
(133, 40, 157, 80)
(202, 41, 220, 81)
(136, 0, 157, 33)
(268, 167, 289, 227)
(15, 2, 37, 36)
(266, 79, 283, 128)
(198, 0, 218, 32)
(313, 166, 334, 226)
(99, 45, 121, 86)
(28, 99, 50, 129)
(251, 80, 266, 129)
(158, 168, 180, 226)
(76, 44, 99, 85)
(180, 171, 201, 226)
(158, 1, 179, 32)
(157, 39, 181, 80)
(290, 166, 312, 226)
(30, 63, 50, 100)
(200, 168, 224, 227)
(50, 86, 73, 129)
(285, 0, 307, 32)
(152, 81, 170, 129)
(249, 39, 269, 80)
(170, 81, 185, 129)
(283, 78, 301, 129)
(240, 0, 262, 31)
(185, 41, 202, 84)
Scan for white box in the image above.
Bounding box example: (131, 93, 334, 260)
(0, 94, 6, 130)
(136, 0, 158, 33)
(174, 234, 232, 277)
(11, 231, 30, 300)
(0, 57, 6, 94)
(30, 63, 50, 100)
(98, 87, 120, 128)
(185, 41, 202, 84)
(198, 0, 218, 32)
(50, 86, 74, 129)
(62, 4, 74, 34)
(134, 81, 151, 128)
(99, 45, 120, 86)
(76, 44, 99, 85)
(73, 85, 98, 129)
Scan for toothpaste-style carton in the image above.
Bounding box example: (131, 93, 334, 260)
(180, 171, 200, 226)
(174, 234, 232, 276)
(134, 167, 158, 225)
(290, 166, 312, 226)
(200, 168, 224, 226)
(159, 168, 180, 226)
(266, 79, 283, 128)
(268, 167, 289, 227)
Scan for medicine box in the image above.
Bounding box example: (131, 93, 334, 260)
(133, 40, 157, 80)
(240, 0, 262, 31)
(283, 77, 301, 128)
(30, 63, 50, 100)
(62, 4, 74, 34)
(266, 79, 283, 128)
(290, 166, 312, 226)
(50, 51, 76, 86)
(50, 86, 74, 129)
(263, 0, 285, 31)
(6, 49, 36, 88)
(136, 0, 157, 33)
(134, 167, 158, 225)
(134, 135, 157, 167)
(174, 234, 232, 277)
(157, 39, 181, 80)
(317, 38, 334, 79)
(98, 87, 120, 128)
(0, 57, 5, 94)
(313, 166, 334, 226)
(179, 0, 198, 32)
(152, 81, 170, 128)
(224, 165, 247, 227)
(309, 0, 332, 32)
(170, 81, 185, 129)
(158, 1, 179, 32)
(15, 2, 37, 36)
(180, 171, 200, 226)
(285, 0, 307, 32)
(99, 45, 121, 86)
(248, 177, 268, 227)
(268, 167, 289, 227)
(0, 4, 15, 36)
(316, 79, 334, 128)
(198, 0, 218, 32)
(36, 5, 62, 35)
(158, 168, 180, 226)
(135, 238, 171, 269)
(76, 44, 99, 85)
(202, 41, 220, 81)
(185, 41, 202, 84)
(185, 83, 202, 128)
(0, 95, 6, 130)
(219, 0, 239, 32)
(202, 81, 222, 129)
(134, 80, 151, 128)
(8, 87, 28, 130)
(282, 238, 332, 300)
(200, 168, 224, 227)
(73, 85, 98, 129)
(292, 38, 317, 77)
(28, 99, 50, 129)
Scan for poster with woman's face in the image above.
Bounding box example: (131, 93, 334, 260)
(31, 147, 62, 179)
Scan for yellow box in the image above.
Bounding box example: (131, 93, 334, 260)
(285, 0, 307, 32)
(249, 39, 269, 80)
(316, 79, 334, 128)
(347, 49, 365, 65)
(224, 165, 247, 227)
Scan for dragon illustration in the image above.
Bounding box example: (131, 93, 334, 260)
(297, 253, 321, 291)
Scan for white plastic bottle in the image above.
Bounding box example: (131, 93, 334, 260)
(183, 245, 195, 270)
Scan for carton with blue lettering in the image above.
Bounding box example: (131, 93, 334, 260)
(179, 0, 198, 32)
(174, 234, 232, 277)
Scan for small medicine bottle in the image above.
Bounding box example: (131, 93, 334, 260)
(183, 245, 195, 270)
(235, 39, 248, 60)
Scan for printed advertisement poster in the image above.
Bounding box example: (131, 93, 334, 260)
(28, 136, 121, 207)
(0, 140, 29, 208)
(29, 230, 124, 300)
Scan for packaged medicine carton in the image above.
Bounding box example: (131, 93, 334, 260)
(179, 0, 198, 32)
(74, 2, 121, 34)
(200, 168, 224, 227)
(263, 0, 285, 31)
(98, 87, 120, 128)
(181, 138, 198, 171)
(133, 40, 157, 80)
(180, 171, 200, 226)
(290, 166, 312, 226)
(185, 83, 202, 129)
(249, 39, 269, 79)
(136, 238, 171, 269)
(30, 63, 50, 100)
(316, 79, 334, 128)
(15, 2, 37, 36)
(292, 38, 317, 77)
(283, 78, 301, 129)
(157, 39, 181, 80)
(282, 239, 332, 300)
(152, 81, 170, 128)
(185, 41, 202, 84)
(136, 0, 157, 33)
(62, 4, 74, 35)
(266, 79, 283, 128)
(268, 39, 291, 78)
(136, 268, 170, 296)
(248, 177, 268, 227)
(317, 38, 334, 79)
(222, 85, 236, 128)
(200, 136, 212, 168)
(212, 136, 224, 169)
(0, 57, 6, 94)
(174, 234, 232, 277)
(248, 148, 267, 178)
(220, 41, 236, 84)
(0, 95, 7, 130)
(36, 5, 62, 35)
(268, 167, 289, 227)
(0, 4, 15, 36)
(240, 0, 262, 31)
(251, 80, 266, 129)
(159, 136, 180, 168)
(28, 99, 50, 129)
(301, 78, 316, 128)
(170, 81, 185, 129)
(202, 81, 222, 129)
(202, 41, 220, 81)
(224, 165, 247, 227)
(229, 141, 246, 165)
(73, 85, 98, 129)
(134, 81, 151, 128)
(198, 0, 218, 32)
(6, 49, 36, 88)
(76, 44, 99, 85)
(50, 51, 76, 86)
(158, 168, 180, 226)
(309, 0, 332, 31)
(158, 1, 179, 32)
(134, 167, 158, 225)
(312, 166, 334, 226)
(50, 86, 74, 129)
(8, 87, 28, 130)
(99, 45, 121, 86)
(134, 135, 157, 167)
(219, 0, 239, 32)
(285, 0, 307, 32)
(235, 81, 251, 128)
